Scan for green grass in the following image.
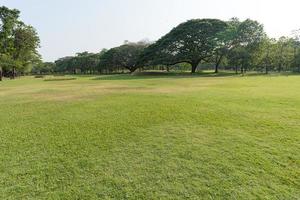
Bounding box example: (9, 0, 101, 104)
(0, 73, 299, 199)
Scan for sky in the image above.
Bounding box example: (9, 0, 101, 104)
(1, 0, 300, 61)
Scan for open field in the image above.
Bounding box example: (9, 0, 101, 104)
(0, 73, 299, 199)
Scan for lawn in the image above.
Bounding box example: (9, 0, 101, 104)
(0, 73, 299, 199)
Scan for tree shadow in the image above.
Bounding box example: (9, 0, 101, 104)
(91, 71, 238, 81)
(91, 71, 300, 81)
(242, 72, 300, 77)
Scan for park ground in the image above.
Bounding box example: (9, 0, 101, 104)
(0, 72, 299, 199)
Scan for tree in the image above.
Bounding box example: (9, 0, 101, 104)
(0, 6, 40, 80)
(12, 24, 40, 75)
(99, 41, 148, 73)
(253, 38, 277, 74)
(53, 50, 106, 74)
(291, 30, 300, 72)
(275, 37, 294, 72)
(227, 46, 251, 74)
(0, 6, 20, 55)
(212, 18, 265, 73)
(32, 62, 55, 74)
(292, 51, 300, 72)
(75, 52, 100, 74)
(54, 56, 74, 73)
(140, 19, 227, 73)
(0, 6, 20, 80)
(0, 53, 15, 80)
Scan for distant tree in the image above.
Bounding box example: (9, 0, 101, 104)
(99, 41, 148, 73)
(290, 30, 300, 72)
(227, 46, 251, 74)
(53, 50, 107, 74)
(212, 18, 265, 73)
(292, 51, 300, 72)
(140, 19, 227, 73)
(253, 38, 277, 74)
(275, 37, 294, 72)
(54, 56, 74, 73)
(32, 62, 55, 74)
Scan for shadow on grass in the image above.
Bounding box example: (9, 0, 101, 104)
(44, 77, 77, 82)
(245, 72, 300, 77)
(90, 71, 300, 81)
(91, 71, 238, 81)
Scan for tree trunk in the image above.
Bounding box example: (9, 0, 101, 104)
(215, 55, 223, 73)
(240, 65, 244, 74)
(278, 63, 282, 73)
(265, 65, 269, 74)
(12, 67, 16, 79)
(215, 64, 219, 73)
(191, 62, 199, 73)
(166, 66, 170, 72)
(235, 66, 238, 74)
(0, 67, 2, 81)
(129, 68, 136, 73)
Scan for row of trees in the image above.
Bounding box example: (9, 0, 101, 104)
(140, 18, 300, 74)
(32, 41, 150, 75)
(1, 6, 300, 78)
(0, 6, 40, 81)
(41, 18, 300, 74)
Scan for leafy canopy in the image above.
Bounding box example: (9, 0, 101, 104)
(140, 19, 227, 72)
(99, 41, 149, 73)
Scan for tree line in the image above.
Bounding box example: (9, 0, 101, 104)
(1, 6, 300, 80)
(38, 18, 300, 75)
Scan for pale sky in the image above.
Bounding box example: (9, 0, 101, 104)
(1, 0, 300, 61)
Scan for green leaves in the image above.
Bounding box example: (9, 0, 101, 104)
(140, 19, 228, 72)
(99, 42, 149, 73)
(0, 6, 40, 76)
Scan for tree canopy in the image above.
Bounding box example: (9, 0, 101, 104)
(99, 41, 149, 73)
(0, 6, 40, 80)
(140, 19, 228, 73)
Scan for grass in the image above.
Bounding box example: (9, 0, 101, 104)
(0, 73, 299, 199)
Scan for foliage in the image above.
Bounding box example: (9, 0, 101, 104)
(212, 18, 265, 73)
(140, 19, 227, 73)
(0, 6, 40, 78)
(49, 17, 300, 75)
(99, 41, 149, 73)
(54, 50, 106, 74)
(32, 62, 55, 74)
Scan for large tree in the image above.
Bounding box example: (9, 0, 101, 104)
(99, 41, 148, 73)
(0, 6, 40, 80)
(140, 19, 227, 73)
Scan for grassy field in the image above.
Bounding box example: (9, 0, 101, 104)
(0, 73, 299, 199)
